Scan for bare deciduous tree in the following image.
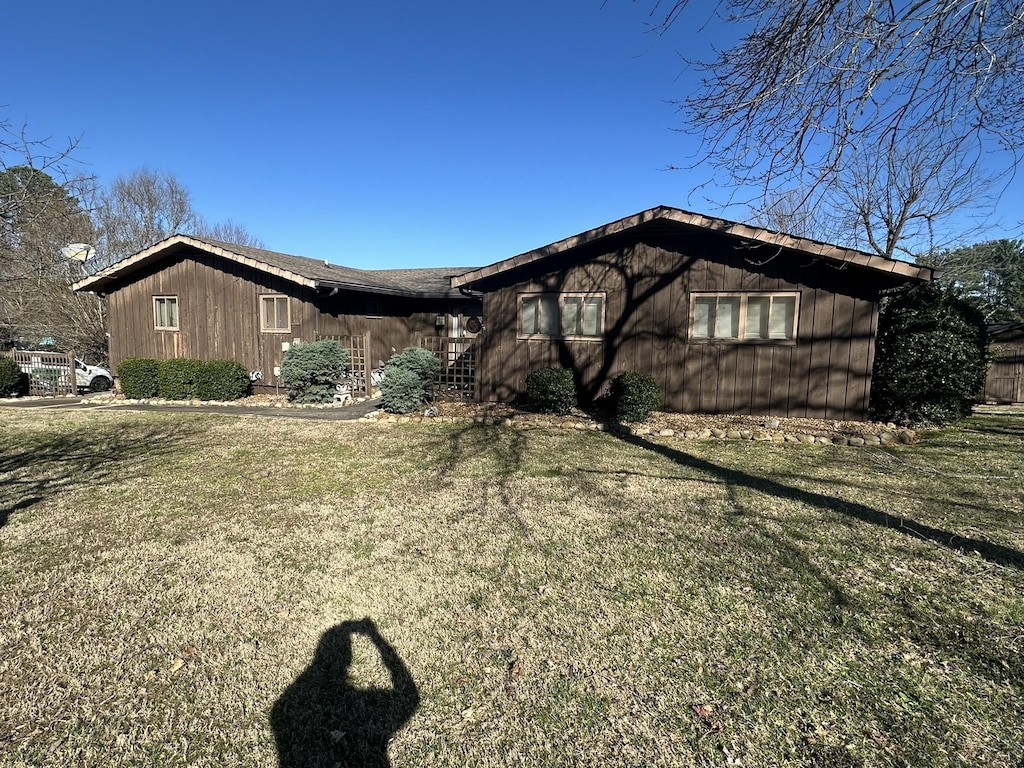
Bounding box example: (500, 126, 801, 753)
(635, 0, 1024, 257)
(195, 217, 265, 248)
(90, 168, 263, 271)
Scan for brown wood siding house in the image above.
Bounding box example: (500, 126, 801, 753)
(73, 235, 481, 388)
(984, 323, 1024, 404)
(453, 207, 935, 420)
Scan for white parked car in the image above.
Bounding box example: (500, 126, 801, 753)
(73, 358, 114, 392)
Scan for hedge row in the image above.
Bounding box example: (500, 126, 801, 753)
(526, 367, 662, 422)
(117, 357, 251, 400)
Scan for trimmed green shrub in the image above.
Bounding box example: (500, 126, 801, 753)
(870, 283, 988, 426)
(279, 340, 350, 404)
(386, 347, 442, 389)
(158, 358, 205, 400)
(526, 367, 576, 415)
(0, 356, 28, 397)
(610, 371, 662, 423)
(380, 365, 426, 414)
(197, 360, 251, 401)
(117, 357, 160, 399)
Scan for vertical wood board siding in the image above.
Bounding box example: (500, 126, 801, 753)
(475, 230, 895, 420)
(104, 247, 480, 386)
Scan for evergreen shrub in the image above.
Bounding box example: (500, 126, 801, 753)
(280, 340, 350, 404)
(197, 360, 251, 401)
(0, 356, 28, 397)
(870, 283, 988, 426)
(117, 357, 160, 399)
(380, 366, 426, 414)
(610, 371, 662, 422)
(158, 358, 205, 400)
(386, 347, 442, 389)
(526, 367, 576, 415)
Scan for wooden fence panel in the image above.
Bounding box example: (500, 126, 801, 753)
(8, 350, 77, 396)
(419, 336, 477, 400)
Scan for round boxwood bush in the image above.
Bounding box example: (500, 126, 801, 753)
(610, 371, 662, 423)
(280, 340, 350, 404)
(380, 366, 427, 414)
(870, 282, 988, 426)
(117, 357, 160, 399)
(158, 358, 205, 400)
(197, 359, 251, 401)
(0, 356, 28, 397)
(386, 347, 442, 389)
(526, 367, 576, 415)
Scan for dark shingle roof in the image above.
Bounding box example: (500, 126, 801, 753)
(73, 234, 477, 297)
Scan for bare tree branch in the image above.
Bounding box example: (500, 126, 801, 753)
(637, 0, 1024, 256)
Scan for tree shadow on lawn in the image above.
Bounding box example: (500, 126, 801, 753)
(438, 421, 530, 521)
(0, 418, 205, 529)
(612, 433, 1024, 571)
(271, 618, 419, 768)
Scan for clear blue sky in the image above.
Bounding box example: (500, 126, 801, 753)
(5, 0, 1022, 269)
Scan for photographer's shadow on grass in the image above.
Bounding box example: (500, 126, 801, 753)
(271, 618, 419, 768)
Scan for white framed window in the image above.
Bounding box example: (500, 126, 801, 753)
(518, 293, 605, 340)
(260, 294, 291, 333)
(153, 296, 179, 330)
(690, 292, 799, 343)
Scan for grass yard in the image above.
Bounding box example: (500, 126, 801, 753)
(0, 408, 1022, 767)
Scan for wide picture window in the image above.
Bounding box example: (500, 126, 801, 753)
(690, 293, 798, 342)
(519, 293, 604, 339)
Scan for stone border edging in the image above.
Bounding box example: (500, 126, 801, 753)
(358, 411, 917, 446)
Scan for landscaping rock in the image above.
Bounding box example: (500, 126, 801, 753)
(658, 428, 675, 437)
(799, 434, 815, 444)
(711, 428, 727, 438)
(699, 429, 713, 439)
(848, 436, 865, 446)
(765, 418, 780, 429)
(739, 429, 753, 439)
(684, 430, 699, 439)
(879, 432, 896, 444)
(726, 429, 742, 439)
(898, 430, 916, 444)
(863, 434, 881, 446)
(754, 431, 772, 441)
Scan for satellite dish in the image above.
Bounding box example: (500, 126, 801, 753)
(61, 243, 95, 262)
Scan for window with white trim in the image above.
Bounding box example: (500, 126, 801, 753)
(260, 294, 291, 333)
(153, 296, 179, 330)
(519, 293, 605, 339)
(690, 292, 798, 342)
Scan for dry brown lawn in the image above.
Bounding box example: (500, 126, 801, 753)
(1, 407, 1022, 767)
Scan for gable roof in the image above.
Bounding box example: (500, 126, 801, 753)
(451, 206, 935, 288)
(72, 234, 475, 299)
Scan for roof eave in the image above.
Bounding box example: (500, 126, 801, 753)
(73, 234, 319, 293)
(450, 206, 935, 287)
